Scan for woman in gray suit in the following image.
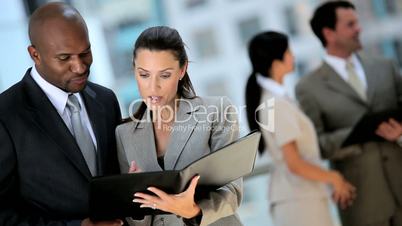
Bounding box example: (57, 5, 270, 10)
(245, 31, 355, 226)
(116, 26, 243, 226)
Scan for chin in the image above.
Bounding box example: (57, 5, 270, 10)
(67, 84, 87, 93)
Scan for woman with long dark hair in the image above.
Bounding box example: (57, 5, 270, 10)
(116, 26, 243, 226)
(245, 31, 356, 226)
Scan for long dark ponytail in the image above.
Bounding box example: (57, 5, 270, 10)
(245, 31, 289, 153)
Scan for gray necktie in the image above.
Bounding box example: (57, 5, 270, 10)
(66, 94, 97, 176)
(346, 60, 366, 101)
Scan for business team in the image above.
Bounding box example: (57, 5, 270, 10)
(1, 1, 402, 226)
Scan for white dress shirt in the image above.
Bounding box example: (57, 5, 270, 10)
(30, 66, 97, 148)
(324, 53, 367, 91)
(256, 74, 287, 97)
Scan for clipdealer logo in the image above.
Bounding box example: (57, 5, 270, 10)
(255, 97, 275, 132)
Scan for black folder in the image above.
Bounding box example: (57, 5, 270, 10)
(342, 108, 402, 147)
(89, 131, 261, 220)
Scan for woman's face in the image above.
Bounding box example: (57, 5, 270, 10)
(281, 48, 294, 75)
(134, 49, 186, 111)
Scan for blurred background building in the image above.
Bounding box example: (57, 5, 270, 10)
(1, 0, 402, 225)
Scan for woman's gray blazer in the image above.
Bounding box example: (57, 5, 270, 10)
(116, 96, 243, 226)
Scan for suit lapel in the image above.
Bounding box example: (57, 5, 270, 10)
(23, 70, 91, 179)
(80, 85, 106, 176)
(164, 98, 201, 170)
(358, 54, 377, 105)
(321, 62, 367, 106)
(132, 111, 162, 172)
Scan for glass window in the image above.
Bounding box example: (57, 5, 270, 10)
(203, 77, 230, 96)
(193, 28, 219, 59)
(237, 16, 262, 46)
(184, 0, 207, 9)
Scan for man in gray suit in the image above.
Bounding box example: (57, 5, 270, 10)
(296, 1, 402, 226)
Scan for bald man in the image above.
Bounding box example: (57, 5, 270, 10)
(0, 3, 122, 225)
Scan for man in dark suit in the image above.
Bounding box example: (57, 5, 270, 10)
(0, 2, 122, 225)
(296, 1, 402, 226)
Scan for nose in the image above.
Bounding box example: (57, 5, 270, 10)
(149, 76, 161, 92)
(70, 56, 87, 74)
(355, 22, 362, 33)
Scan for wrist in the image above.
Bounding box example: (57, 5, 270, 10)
(186, 204, 201, 219)
(328, 171, 341, 186)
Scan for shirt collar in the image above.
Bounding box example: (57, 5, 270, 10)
(256, 74, 287, 97)
(30, 65, 70, 115)
(324, 53, 360, 80)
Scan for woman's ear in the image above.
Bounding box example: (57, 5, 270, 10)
(323, 27, 335, 45)
(180, 61, 188, 80)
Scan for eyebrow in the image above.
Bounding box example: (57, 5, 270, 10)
(55, 45, 91, 56)
(137, 67, 174, 72)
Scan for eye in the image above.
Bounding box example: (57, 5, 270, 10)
(138, 73, 149, 78)
(160, 73, 171, 79)
(80, 50, 91, 58)
(57, 55, 70, 61)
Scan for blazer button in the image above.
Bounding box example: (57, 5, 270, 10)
(382, 156, 389, 162)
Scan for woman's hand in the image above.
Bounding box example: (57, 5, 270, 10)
(330, 171, 356, 209)
(132, 175, 201, 219)
(128, 161, 141, 173)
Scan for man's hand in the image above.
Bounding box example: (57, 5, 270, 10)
(376, 118, 402, 141)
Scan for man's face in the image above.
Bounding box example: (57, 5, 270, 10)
(29, 18, 92, 93)
(332, 8, 362, 52)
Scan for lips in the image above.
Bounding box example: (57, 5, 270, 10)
(147, 96, 162, 105)
(71, 74, 88, 85)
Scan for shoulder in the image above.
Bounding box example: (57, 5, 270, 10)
(0, 81, 24, 115)
(116, 120, 136, 135)
(86, 82, 117, 99)
(358, 52, 393, 65)
(196, 96, 234, 109)
(296, 64, 327, 94)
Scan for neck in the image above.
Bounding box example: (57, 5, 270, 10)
(326, 46, 352, 59)
(152, 97, 178, 125)
(271, 72, 284, 84)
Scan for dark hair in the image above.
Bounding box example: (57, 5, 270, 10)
(245, 31, 288, 153)
(131, 26, 196, 120)
(310, 1, 355, 47)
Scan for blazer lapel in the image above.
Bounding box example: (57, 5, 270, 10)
(80, 85, 107, 176)
(358, 54, 377, 105)
(164, 98, 201, 170)
(321, 62, 367, 106)
(22, 71, 91, 179)
(132, 112, 162, 172)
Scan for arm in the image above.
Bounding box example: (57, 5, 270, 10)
(295, 84, 356, 160)
(282, 141, 355, 209)
(115, 126, 130, 173)
(194, 97, 242, 226)
(0, 120, 74, 225)
(375, 60, 402, 143)
(0, 120, 122, 226)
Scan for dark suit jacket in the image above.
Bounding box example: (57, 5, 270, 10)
(0, 68, 122, 225)
(296, 54, 402, 226)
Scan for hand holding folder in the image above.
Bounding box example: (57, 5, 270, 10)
(89, 131, 261, 220)
(342, 108, 402, 147)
